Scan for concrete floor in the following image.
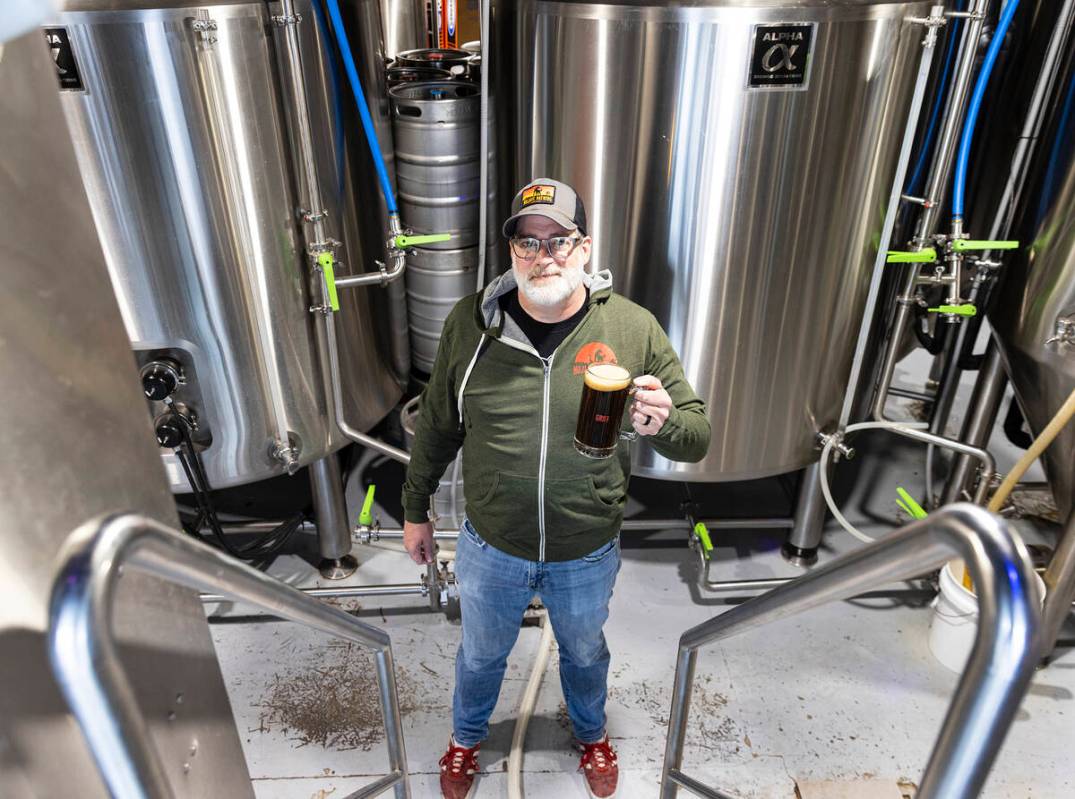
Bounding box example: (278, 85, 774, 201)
(206, 353, 1075, 798)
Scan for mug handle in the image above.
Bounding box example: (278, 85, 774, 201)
(621, 380, 642, 440)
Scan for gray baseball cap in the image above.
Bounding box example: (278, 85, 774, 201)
(502, 178, 588, 238)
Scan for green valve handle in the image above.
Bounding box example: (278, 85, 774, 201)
(395, 233, 452, 248)
(951, 239, 1019, 252)
(928, 303, 977, 317)
(317, 252, 340, 312)
(359, 484, 376, 527)
(895, 487, 928, 520)
(693, 522, 713, 560)
(886, 247, 937, 263)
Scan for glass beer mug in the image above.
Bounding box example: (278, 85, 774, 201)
(574, 363, 637, 458)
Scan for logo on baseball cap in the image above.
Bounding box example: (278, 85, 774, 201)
(503, 178, 588, 237)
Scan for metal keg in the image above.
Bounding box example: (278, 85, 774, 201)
(386, 64, 453, 86)
(395, 47, 472, 77)
(401, 396, 466, 526)
(407, 245, 499, 373)
(390, 81, 491, 247)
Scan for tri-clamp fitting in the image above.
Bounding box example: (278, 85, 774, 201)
(817, 431, 856, 461)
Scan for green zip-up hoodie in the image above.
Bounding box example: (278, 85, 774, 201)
(402, 268, 710, 561)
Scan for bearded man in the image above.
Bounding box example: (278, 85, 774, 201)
(402, 179, 711, 798)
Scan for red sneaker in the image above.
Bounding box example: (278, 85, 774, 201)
(577, 736, 619, 798)
(439, 738, 480, 799)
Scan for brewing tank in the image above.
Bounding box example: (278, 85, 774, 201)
(52, 0, 403, 490)
(504, 0, 930, 480)
(983, 32, 1075, 518)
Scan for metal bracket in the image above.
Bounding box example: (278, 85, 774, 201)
(190, 18, 218, 45)
(1046, 314, 1075, 348)
(271, 13, 303, 26)
(271, 437, 300, 475)
(907, 5, 948, 46)
(299, 208, 327, 223)
(901, 193, 936, 208)
(308, 237, 340, 255)
(817, 431, 856, 461)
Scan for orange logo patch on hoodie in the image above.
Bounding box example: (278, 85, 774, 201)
(573, 341, 618, 375)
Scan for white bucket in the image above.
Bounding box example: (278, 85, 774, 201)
(928, 561, 1043, 673)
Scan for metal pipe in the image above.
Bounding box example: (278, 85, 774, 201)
(660, 504, 1040, 799)
(619, 518, 795, 531)
(323, 303, 411, 464)
(892, 424, 995, 503)
(914, 0, 989, 244)
(360, 526, 458, 540)
(837, 8, 942, 428)
(786, 462, 828, 556)
(701, 573, 793, 592)
(476, 0, 491, 291)
(431, 0, 442, 47)
(310, 455, 352, 562)
(873, 0, 990, 422)
(1041, 511, 1075, 658)
(928, 272, 990, 438)
(274, 3, 411, 468)
(201, 583, 427, 603)
(666, 769, 738, 799)
(375, 647, 409, 799)
(983, 0, 1075, 244)
(48, 513, 411, 799)
(941, 340, 1007, 504)
(697, 517, 795, 530)
(888, 386, 937, 402)
(341, 771, 405, 799)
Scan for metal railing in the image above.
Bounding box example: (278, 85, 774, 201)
(660, 504, 1040, 799)
(48, 513, 411, 799)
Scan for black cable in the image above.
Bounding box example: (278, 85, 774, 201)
(912, 305, 951, 355)
(170, 407, 305, 560)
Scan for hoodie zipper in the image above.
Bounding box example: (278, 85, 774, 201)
(490, 298, 596, 562)
(495, 335, 554, 560)
(537, 352, 554, 561)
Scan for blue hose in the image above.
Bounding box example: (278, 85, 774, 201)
(905, 6, 962, 196)
(952, 0, 1022, 220)
(323, 0, 399, 215)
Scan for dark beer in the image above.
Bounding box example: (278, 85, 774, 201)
(574, 364, 633, 459)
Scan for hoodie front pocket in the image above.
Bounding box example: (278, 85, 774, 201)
(466, 471, 540, 551)
(545, 476, 620, 538)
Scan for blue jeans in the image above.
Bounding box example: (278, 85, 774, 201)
(451, 517, 621, 747)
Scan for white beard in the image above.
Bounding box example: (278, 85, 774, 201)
(515, 262, 586, 307)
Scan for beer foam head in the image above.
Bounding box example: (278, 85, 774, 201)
(584, 363, 631, 391)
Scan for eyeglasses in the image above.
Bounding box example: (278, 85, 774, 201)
(509, 235, 583, 262)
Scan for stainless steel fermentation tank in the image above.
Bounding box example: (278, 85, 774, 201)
(53, 0, 403, 491)
(505, 0, 930, 480)
(1, 25, 251, 795)
(982, 28, 1075, 518)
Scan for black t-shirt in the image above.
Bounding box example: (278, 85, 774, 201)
(500, 288, 588, 358)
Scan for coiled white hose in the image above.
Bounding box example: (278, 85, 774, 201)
(508, 613, 556, 799)
(819, 420, 928, 544)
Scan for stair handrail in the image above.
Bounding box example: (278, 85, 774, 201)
(48, 513, 411, 799)
(660, 503, 1040, 799)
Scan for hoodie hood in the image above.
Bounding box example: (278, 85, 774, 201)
(478, 266, 614, 331)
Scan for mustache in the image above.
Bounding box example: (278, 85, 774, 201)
(527, 266, 565, 279)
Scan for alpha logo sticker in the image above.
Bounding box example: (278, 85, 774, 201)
(748, 23, 815, 90)
(573, 341, 618, 375)
(521, 184, 556, 206)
